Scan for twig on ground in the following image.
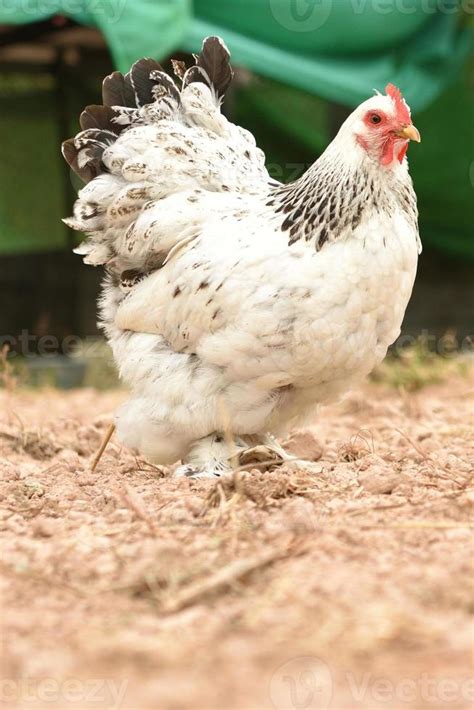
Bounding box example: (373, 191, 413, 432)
(90, 422, 116, 472)
(160, 548, 284, 613)
(119, 485, 157, 536)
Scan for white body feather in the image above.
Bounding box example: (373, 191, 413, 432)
(105, 195, 417, 463)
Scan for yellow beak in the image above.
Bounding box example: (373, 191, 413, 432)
(396, 124, 421, 143)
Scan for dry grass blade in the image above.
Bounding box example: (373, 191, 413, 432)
(347, 501, 408, 516)
(216, 396, 240, 470)
(395, 428, 431, 461)
(395, 427, 467, 487)
(202, 467, 307, 514)
(90, 422, 115, 472)
(119, 485, 157, 536)
(161, 549, 283, 613)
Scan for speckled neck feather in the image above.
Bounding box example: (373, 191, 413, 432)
(267, 150, 418, 251)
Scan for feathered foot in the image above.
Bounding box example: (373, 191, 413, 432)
(174, 433, 322, 479)
(174, 433, 247, 479)
(174, 462, 231, 479)
(238, 434, 323, 474)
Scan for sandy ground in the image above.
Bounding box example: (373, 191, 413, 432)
(0, 370, 473, 710)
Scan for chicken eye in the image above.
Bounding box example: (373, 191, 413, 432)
(370, 113, 382, 124)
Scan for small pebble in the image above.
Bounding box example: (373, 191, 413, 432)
(283, 430, 323, 462)
(358, 470, 400, 495)
(32, 517, 57, 538)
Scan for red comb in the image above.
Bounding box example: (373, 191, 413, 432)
(385, 83, 411, 124)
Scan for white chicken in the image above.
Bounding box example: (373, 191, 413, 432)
(63, 37, 421, 477)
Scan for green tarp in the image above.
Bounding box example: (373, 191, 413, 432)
(0, 1, 469, 110)
(0, 1, 191, 72)
(0, 1, 472, 257)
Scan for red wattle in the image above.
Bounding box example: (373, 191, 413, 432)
(381, 139, 395, 166)
(397, 142, 409, 163)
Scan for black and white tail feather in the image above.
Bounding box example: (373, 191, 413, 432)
(62, 36, 233, 185)
(62, 36, 269, 275)
(183, 38, 233, 101)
